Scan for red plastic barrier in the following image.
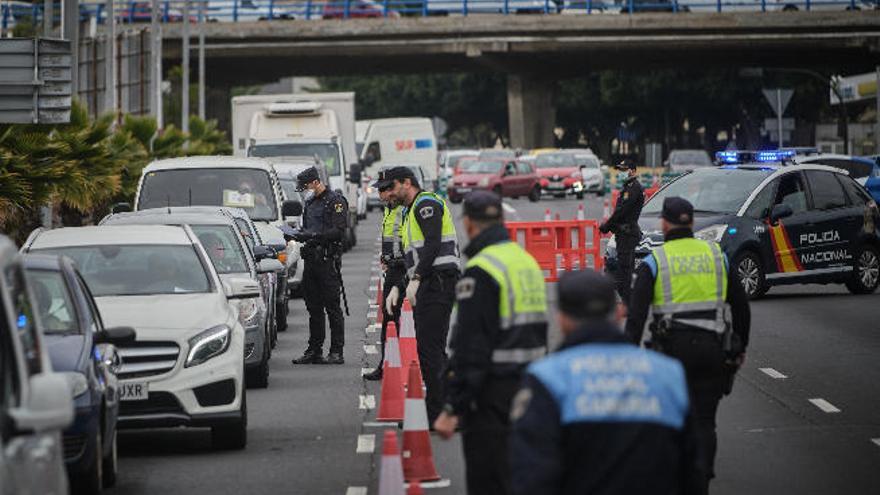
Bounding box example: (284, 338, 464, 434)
(505, 219, 603, 282)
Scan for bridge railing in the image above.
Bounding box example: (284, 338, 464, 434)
(2, 0, 875, 30)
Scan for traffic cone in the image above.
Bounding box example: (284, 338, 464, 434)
(376, 276, 384, 324)
(602, 198, 610, 222)
(402, 361, 440, 483)
(398, 299, 419, 370)
(406, 482, 424, 495)
(376, 323, 405, 422)
(577, 204, 585, 221)
(544, 208, 551, 221)
(379, 430, 406, 495)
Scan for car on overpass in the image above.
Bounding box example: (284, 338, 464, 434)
(605, 150, 880, 299)
(447, 159, 541, 203)
(424, 0, 564, 14)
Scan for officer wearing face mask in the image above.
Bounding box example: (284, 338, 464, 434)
(600, 159, 645, 305)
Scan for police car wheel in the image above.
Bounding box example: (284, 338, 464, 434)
(846, 244, 880, 295)
(735, 251, 767, 299)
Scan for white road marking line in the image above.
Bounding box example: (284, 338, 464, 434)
(759, 367, 788, 379)
(364, 421, 399, 427)
(370, 276, 381, 282)
(808, 398, 841, 413)
(871, 438, 880, 448)
(407, 479, 452, 489)
(356, 434, 375, 454)
(366, 325, 378, 334)
(346, 487, 368, 495)
(364, 344, 378, 354)
(367, 311, 378, 319)
(359, 395, 376, 410)
(361, 368, 373, 376)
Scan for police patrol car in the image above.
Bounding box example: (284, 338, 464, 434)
(605, 150, 880, 298)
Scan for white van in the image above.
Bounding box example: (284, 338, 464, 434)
(358, 118, 439, 189)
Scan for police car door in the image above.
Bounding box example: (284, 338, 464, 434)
(763, 171, 813, 281)
(801, 170, 856, 277)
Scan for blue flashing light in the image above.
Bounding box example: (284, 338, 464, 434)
(716, 151, 740, 164)
(728, 227, 738, 235)
(755, 150, 795, 163)
(16, 314, 26, 328)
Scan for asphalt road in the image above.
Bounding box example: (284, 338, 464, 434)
(110, 194, 880, 495)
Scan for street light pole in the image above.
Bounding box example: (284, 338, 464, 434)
(181, 0, 190, 134)
(198, 0, 205, 120)
(150, 0, 163, 128)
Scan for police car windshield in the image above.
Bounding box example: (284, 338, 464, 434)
(249, 143, 341, 176)
(643, 168, 772, 215)
(138, 168, 278, 222)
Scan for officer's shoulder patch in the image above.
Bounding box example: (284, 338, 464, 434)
(509, 387, 533, 422)
(455, 277, 475, 301)
(419, 205, 434, 219)
(334, 202, 344, 213)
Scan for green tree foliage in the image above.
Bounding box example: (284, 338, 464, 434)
(0, 100, 231, 242)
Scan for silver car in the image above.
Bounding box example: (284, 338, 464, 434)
(0, 235, 74, 495)
(100, 208, 283, 389)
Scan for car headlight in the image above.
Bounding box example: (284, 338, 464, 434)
(478, 177, 490, 187)
(695, 224, 728, 243)
(185, 325, 231, 368)
(62, 372, 88, 398)
(236, 297, 260, 327)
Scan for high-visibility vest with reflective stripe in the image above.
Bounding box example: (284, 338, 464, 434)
(466, 241, 548, 369)
(650, 237, 728, 333)
(401, 191, 460, 276)
(382, 205, 405, 259)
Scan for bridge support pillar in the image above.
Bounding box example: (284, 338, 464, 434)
(507, 74, 556, 150)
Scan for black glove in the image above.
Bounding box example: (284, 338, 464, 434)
(293, 231, 317, 243)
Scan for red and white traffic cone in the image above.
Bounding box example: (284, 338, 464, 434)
(398, 299, 419, 370)
(602, 198, 610, 221)
(376, 323, 405, 422)
(577, 204, 585, 221)
(402, 361, 440, 483)
(406, 482, 424, 495)
(544, 208, 551, 222)
(379, 430, 406, 495)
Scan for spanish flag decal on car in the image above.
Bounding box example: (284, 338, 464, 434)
(768, 221, 803, 273)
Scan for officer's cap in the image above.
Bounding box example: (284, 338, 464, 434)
(614, 159, 637, 171)
(462, 191, 503, 222)
(661, 196, 694, 225)
(557, 269, 617, 319)
(296, 166, 321, 191)
(372, 166, 416, 191)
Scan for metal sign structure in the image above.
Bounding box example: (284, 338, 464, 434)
(0, 38, 72, 124)
(763, 88, 794, 147)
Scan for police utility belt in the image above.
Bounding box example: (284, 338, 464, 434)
(302, 242, 341, 262)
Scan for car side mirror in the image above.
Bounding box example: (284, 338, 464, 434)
(770, 204, 793, 223)
(257, 258, 284, 274)
(252, 244, 275, 261)
(95, 326, 137, 345)
(349, 163, 362, 184)
(224, 277, 261, 299)
(9, 373, 73, 433)
(282, 200, 303, 217)
(111, 202, 131, 214)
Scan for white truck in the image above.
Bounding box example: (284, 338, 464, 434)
(357, 117, 439, 190)
(232, 92, 362, 248)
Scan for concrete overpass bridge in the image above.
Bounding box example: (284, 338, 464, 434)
(148, 11, 880, 147)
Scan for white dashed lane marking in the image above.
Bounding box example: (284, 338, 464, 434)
(356, 434, 375, 454)
(361, 368, 373, 376)
(364, 345, 378, 354)
(759, 367, 788, 379)
(359, 395, 376, 410)
(346, 487, 367, 495)
(808, 398, 841, 413)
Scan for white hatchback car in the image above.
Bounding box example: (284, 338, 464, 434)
(22, 225, 253, 450)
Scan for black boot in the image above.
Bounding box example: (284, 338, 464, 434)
(363, 368, 383, 381)
(325, 352, 344, 365)
(292, 349, 325, 365)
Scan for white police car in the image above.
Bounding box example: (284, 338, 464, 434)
(605, 150, 880, 298)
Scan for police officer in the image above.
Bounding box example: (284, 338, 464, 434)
(510, 269, 706, 495)
(380, 166, 460, 424)
(287, 166, 349, 365)
(433, 191, 548, 495)
(600, 159, 645, 304)
(364, 170, 407, 381)
(624, 197, 750, 489)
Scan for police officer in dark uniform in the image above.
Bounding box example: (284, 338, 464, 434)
(364, 170, 407, 381)
(433, 191, 548, 495)
(286, 166, 349, 365)
(600, 159, 645, 305)
(510, 269, 706, 495)
(625, 197, 750, 490)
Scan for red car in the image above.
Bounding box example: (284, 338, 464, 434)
(448, 159, 541, 203)
(534, 152, 586, 199)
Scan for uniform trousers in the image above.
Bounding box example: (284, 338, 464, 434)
(302, 258, 345, 354)
(413, 270, 458, 423)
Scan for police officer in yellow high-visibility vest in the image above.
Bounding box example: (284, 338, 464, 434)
(364, 171, 407, 381)
(379, 166, 461, 424)
(433, 191, 547, 495)
(625, 197, 750, 490)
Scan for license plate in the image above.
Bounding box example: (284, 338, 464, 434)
(547, 184, 564, 190)
(456, 187, 472, 193)
(119, 382, 149, 401)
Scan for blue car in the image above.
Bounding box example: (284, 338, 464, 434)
(24, 254, 135, 493)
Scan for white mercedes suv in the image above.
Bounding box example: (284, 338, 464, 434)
(22, 224, 254, 449)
